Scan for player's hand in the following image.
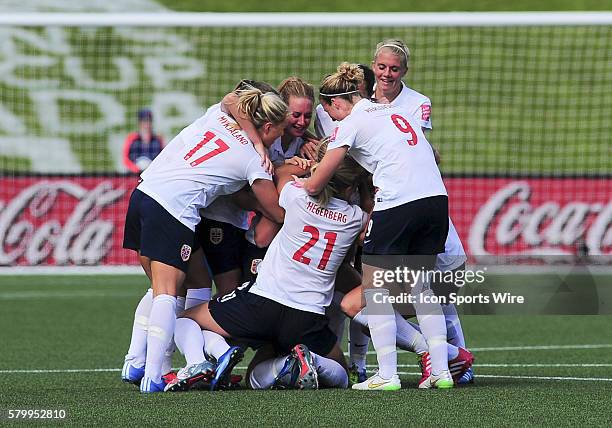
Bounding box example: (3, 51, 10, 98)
(254, 142, 274, 175)
(299, 139, 319, 161)
(291, 175, 307, 187)
(285, 156, 312, 170)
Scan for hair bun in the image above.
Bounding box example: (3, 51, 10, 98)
(336, 62, 364, 82)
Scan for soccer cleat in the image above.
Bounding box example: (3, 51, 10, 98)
(139, 376, 166, 393)
(271, 355, 299, 390)
(162, 371, 177, 385)
(121, 360, 145, 385)
(348, 364, 367, 385)
(210, 346, 244, 391)
(352, 372, 401, 391)
(290, 344, 319, 390)
(164, 361, 216, 392)
(457, 367, 475, 385)
(417, 352, 432, 388)
(449, 348, 474, 382)
(418, 370, 454, 389)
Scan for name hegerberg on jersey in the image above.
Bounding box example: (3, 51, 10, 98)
(305, 201, 349, 223)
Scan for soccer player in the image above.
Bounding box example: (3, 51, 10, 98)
(372, 38, 473, 384)
(171, 140, 369, 391)
(314, 64, 375, 139)
(301, 63, 451, 390)
(241, 77, 317, 284)
(121, 87, 287, 393)
(196, 80, 283, 297)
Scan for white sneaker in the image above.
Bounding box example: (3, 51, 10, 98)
(418, 369, 454, 389)
(352, 372, 401, 391)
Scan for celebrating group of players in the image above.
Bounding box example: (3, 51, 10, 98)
(121, 38, 474, 393)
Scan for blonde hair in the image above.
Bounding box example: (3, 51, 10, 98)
(319, 62, 364, 105)
(235, 88, 288, 128)
(310, 137, 368, 207)
(373, 39, 410, 70)
(278, 77, 315, 104)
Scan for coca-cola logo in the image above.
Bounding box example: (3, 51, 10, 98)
(0, 180, 126, 265)
(468, 181, 611, 258)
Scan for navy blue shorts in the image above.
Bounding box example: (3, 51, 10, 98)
(196, 218, 246, 276)
(123, 188, 197, 273)
(363, 195, 449, 258)
(208, 284, 337, 356)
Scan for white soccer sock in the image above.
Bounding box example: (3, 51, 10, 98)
(348, 319, 369, 371)
(125, 288, 153, 367)
(144, 294, 176, 383)
(394, 311, 428, 355)
(413, 289, 449, 376)
(248, 357, 287, 389)
(174, 317, 206, 366)
(352, 309, 428, 356)
(202, 330, 230, 360)
(161, 296, 186, 375)
(185, 287, 212, 310)
(313, 352, 348, 389)
(327, 292, 347, 345)
(363, 288, 397, 379)
(442, 303, 467, 349)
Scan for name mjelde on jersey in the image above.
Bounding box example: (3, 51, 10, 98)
(305, 201, 349, 224)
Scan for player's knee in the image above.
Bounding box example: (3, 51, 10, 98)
(340, 294, 363, 319)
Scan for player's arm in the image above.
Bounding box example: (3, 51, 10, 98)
(250, 178, 284, 224)
(301, 146, 348, 195)
(228, 186, 258, 211)
(222, 92, 273, 174)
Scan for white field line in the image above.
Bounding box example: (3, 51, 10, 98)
(368, 364, 612, 368)
(0, 291, 142, 299)
(395, 372, 612, 382)
(353, 344, 612, 356)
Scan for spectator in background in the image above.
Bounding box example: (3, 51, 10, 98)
(122, 108, 164, 173)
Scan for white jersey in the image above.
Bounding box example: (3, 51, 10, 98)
(250, 182, 365, 314)
(388, 87, 467, 268)
(200, 196, 249, 230)
(138, 103, 271, 231)
(314, 104, 336, 138)
(269, 136, 305, 166)
(390, 82, 432, 130)
(327, 99, 446, 211)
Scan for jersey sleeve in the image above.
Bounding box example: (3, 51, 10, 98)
(416, 101, 432, 130)
(278, 180, 304, 209)
(244, 155, 273, 185)
(314, 104, 335, 138)
(327, 117, 358, 151)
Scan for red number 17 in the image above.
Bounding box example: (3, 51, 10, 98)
(184, 131, 229, 167)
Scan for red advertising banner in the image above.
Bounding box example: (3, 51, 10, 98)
(0, 175, 610, 266)
(0, 176, 140, 266)
(445, 178, 611, 259)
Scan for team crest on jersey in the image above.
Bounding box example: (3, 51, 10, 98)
(180, 244, 192, 262)
(250, 258, 262, 275)
(421, 104, 431, 121)
(209, 227, 223, 245)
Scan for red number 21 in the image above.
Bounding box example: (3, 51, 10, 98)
(184, 131, 229, 167)
(292, 225, 338, 270)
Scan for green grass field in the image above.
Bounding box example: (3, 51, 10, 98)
(2, 275, 611, 425)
